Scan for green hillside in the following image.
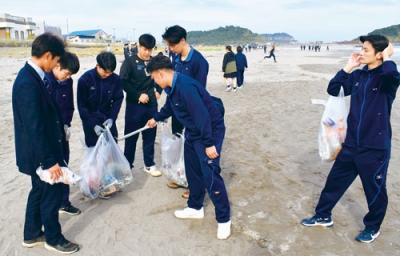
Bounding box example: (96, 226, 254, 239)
(187, 26, 267, 46)
(368, 24, 400, 42)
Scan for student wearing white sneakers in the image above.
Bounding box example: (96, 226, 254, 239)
(146, 55, 231, 239)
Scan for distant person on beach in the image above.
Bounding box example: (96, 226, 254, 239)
(264, 43, 277, 62)
(301, 35, 400, 243)
(235, 46, 248, 88)
(77, 51, 124, 148)
(46, 52, 81, 216)
(119, 34, 162, 177)
(222, 45, 238, 92)
(123, 43, 130, 59)
(130, 42, 138, 56)
(162, 25, 209, 197)
(145, 55, 231, 240)
(107, 44, 112, 53)
(12, 33, 79, 253)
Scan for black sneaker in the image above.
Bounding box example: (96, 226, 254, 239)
(59, 205, 81, 216)
(301, 215, 333, 227)
(22, 234, 46, 248)
(45, 240, 79, 254)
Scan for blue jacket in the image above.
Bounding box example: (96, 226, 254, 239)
(327, 61, 400, 149)
(154, 73, 224, 147)
(235, 53, 248, 71)
(77, 68, 124, 129)
(172, 47, 209, 87)
(46, 71, 74, 127)
(12, 62, 67, 174)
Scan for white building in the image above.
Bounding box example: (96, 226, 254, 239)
(0, 13, 36, 40)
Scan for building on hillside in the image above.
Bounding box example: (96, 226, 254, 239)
(36, 21, 61, 37)
(0, 13, 36, 40)
(260, 33, 297, 44)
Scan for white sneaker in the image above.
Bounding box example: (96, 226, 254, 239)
(143, 166, 162, 177)
(225, 86, 232, 92)
(232, 87, 237, 93)
(217, 220, 231, 239)
(174, 207, 204, 219)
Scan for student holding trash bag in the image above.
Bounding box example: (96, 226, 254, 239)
(47, 51, 81, 216)
(12, 33, 79, 254)
(77, 51, 124, 147)
(146, 55, 231, 240)
(301, 35, 400, 243)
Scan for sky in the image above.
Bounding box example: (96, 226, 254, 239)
(3, 0, 400, 43)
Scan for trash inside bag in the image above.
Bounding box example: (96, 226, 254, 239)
(80, 127, 133, 199)
(160, 121, 187, 187)
(36, 166, 81, 185)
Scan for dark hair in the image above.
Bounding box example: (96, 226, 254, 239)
(236, 46, 243, 53)
(96, 51, 117, 71)
(31, 32, 66, 59)
(359, 35, 389, 53)
(226, 45, 232, 52)
(146, 55, 173, 73)
(59, 52, 80, 74)
(162, 25, 187, 45)
(138, 34, 156, 49)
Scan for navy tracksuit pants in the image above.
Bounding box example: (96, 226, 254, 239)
(24, 175, 65, 246)
(315, 144, 390, 232)
(124, 102, 157, 168)
(237, 69, 245, 87)
(184, 126, 230, 223)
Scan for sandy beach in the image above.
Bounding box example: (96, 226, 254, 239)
(1, 45, 400, 256)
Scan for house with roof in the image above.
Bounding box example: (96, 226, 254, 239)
(0, 13, 36, 40)
(66, 29, 110, 44)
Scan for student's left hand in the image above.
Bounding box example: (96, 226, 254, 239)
(146, 118, 157, 128)
(206, 146, 219, 159)
(155, 91, 161, 99)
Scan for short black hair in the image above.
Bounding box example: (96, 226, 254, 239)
(359, 35, 389, 54)
(59, 52, 80, 74)
(226, 45, 232, 52)
(31, 32, 66, 59)
(146, 55, 173, 73)
(138, 34, 156, 49)
(162, 25, 187, 45)
(96, 51, 117, 71)
(237, 46, 243, 53)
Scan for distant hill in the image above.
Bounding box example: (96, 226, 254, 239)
(187, 26, 268, 46)
(344, 24, 400, 43)
(368, 24, 400, 42)
(260, 33, 296, 43)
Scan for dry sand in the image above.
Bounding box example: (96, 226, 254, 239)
(1, 45, 400, 256)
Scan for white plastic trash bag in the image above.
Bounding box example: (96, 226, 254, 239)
(80, 127, 133, 199)
(160, 121, 187, 187)
(36, 166, 81, 185)
(312, 87, 348, 162)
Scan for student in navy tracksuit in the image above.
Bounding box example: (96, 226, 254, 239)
(12, 33, 79, 253)
(119, 34, 163, 177)
(162, 25, 209, 194)
(77, 51, 123, 147)
(146, 55, 231, 240)
(235, 46, 248, 88)
(301, 35, 400, 243)
(47, 52, 81, 216)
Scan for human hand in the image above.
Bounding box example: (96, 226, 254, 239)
(155, 91, 161, 99)
(146, 118, 157, 128)
(138, 93, 149, 104)
(344, 52, 361, 73)
(48, 163, 63, 181)
(94, 125, 105, 136)
(103, 118, 113, 129)
(205, 146, 219, 159)
(64, 124, 71, 141)
(382, 43, 394, 60)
